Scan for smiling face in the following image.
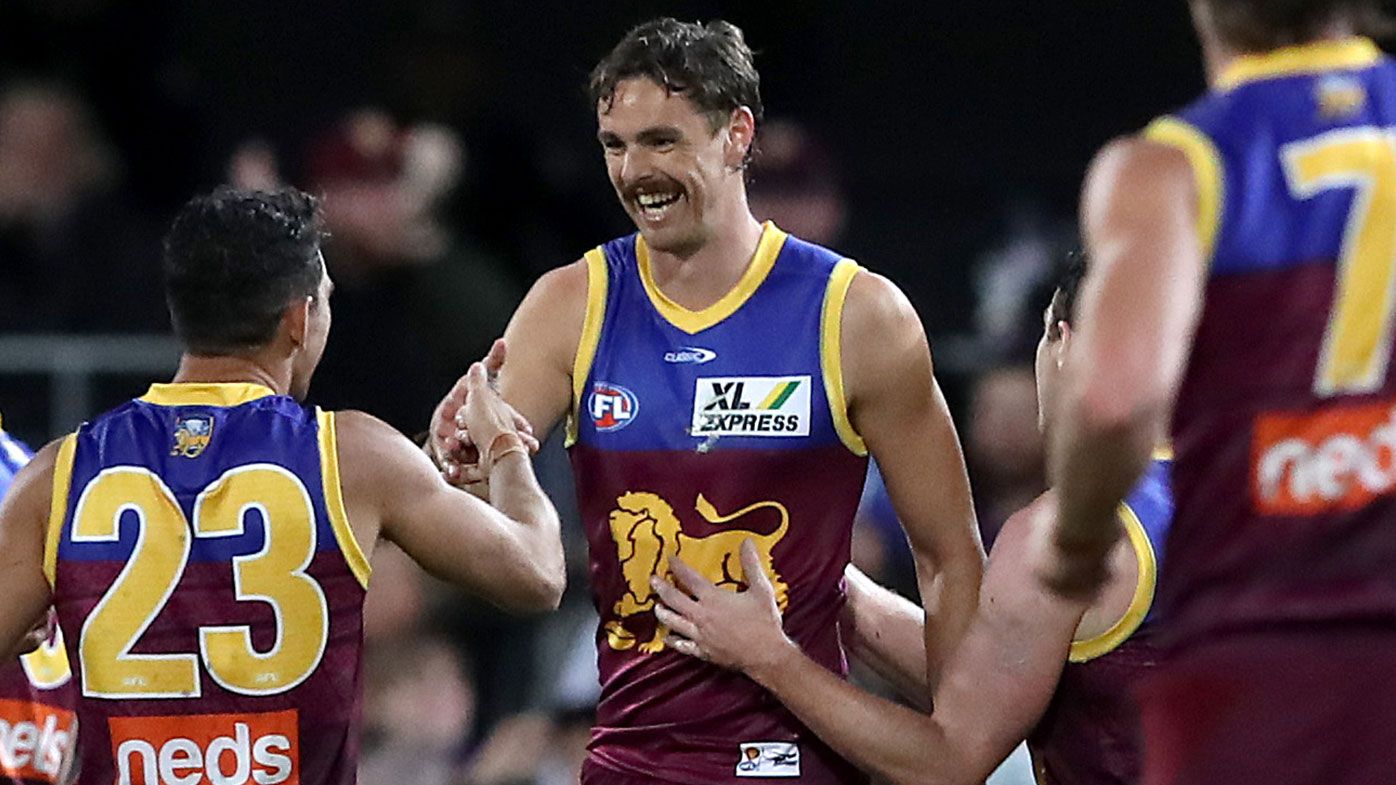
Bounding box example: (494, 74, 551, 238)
(597, 77, 754, 256)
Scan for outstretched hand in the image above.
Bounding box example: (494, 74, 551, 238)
(429, 339, 538, 485)
(652, 540, 797, 676)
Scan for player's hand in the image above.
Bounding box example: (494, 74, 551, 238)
(430, 340, 536, 485)
(652, 540, 798, 677)
(457, 360, 538, 479)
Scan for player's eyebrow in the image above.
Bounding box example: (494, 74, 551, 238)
(636, 126, 682, 145)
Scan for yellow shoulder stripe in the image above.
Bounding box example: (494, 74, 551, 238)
(1068, 503, 1157, 662)
(317, 409, 371, 589)
(1144, 117, 1224, 264)
(820, 259, 868, 456)
(567, 248, 609, 447)
(43, 434, 78, 587)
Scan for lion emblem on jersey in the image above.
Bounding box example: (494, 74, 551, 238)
(605, 491, 790, 654)
(171, 415, 214, 459)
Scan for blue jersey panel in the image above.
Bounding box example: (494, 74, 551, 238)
(55, 391, 342, 568)
(1174, 46, 1396, 276)
(578, 229, 847, 453)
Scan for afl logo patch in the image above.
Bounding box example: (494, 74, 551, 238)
(589, 382, 639, 432)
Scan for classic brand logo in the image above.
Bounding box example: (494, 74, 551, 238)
(0, 699, 76, 783)
(663, 346, 717, 365)
(736, 742, 800, 778)
(171, 415, 214, 459)
(589, 382, 639, 433)
(110, 709, 299, 785)
(1252, 401, 1396, 516)
(691, 376, 810, 437)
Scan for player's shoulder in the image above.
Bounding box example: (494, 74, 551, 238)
(842, 268, 921, 340)
(326, 409, 419, 467)
(0, 436, 69, 518)
(513, 257, 593, 336)
(1090, 133, 1194, 188)
(988, 490, 1056, 563)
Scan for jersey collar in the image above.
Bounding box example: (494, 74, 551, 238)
(1218, 37, 1382, 91)
(636, 221, 788, 335)
(139, 383, 278, 407)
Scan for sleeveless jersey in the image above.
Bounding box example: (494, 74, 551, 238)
(1143, 37, 1396, 648)
(45, 384, 371, 785)
(0, 427, 78, 785)
(1029, 454, 1172, 785)
(570, 223, 871, 785)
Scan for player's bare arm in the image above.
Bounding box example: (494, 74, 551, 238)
(842, 501, 1143, 697)
(655, 494, 1085, 785)
(0, 440, 61, 660)
(842, 270, 984, 686)
(342, 364, 565, 611)
(430, 259, 589, 484)
(839, 565, 935, 708)
(1042, 138, 1204, 598)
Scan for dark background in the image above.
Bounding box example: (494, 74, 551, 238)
(0, 0, 1202, 339)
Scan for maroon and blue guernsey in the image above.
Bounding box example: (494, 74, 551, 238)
(45, 383, 371, 785)
(1144, 37, 1396, 649)
(569, 223, 871, 784)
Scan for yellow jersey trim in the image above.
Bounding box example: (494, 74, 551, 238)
(1144, 117, 1224, 263)
(1068, 502, 1157, 662)
(43, 434, 77, 587)
(567, 248, 610, 447)
(636, 222, 787, 335)
(820, 259, 869, 456)
(139, 383, 277, 408)
(316, 409, 371, 590)
(1218, 37, 1382, 91)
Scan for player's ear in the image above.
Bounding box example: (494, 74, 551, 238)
(725, 106, 756, 170)
(1055, 321, 1073, 366)
(283, 296, 312, 349)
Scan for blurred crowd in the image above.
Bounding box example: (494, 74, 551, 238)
(0, 4, 1085, 784)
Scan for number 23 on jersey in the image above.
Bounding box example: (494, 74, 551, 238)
(70, 464, 329, 699)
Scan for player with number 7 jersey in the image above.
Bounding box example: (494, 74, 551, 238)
(0, 188, 565, 785)
(1042, 9, 1396, 784)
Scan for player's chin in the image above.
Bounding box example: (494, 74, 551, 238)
(635, 221, 699, 255)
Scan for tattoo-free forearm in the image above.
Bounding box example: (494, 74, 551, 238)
(844, 569, 932, 706)
(485, 452, 565, 604)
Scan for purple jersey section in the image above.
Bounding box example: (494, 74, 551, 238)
(1153, 40, 1396, 649)
(48, 384, 368, 785)
(571, 224, 870, 784)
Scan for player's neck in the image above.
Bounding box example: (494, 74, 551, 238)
(644, 207, 764, 311)
(1203, 23, 1361, 86)
(170, 354, 290, 396)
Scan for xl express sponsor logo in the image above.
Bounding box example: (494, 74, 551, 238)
(110, 709, 299, 785)
(692, 376, 810, 437)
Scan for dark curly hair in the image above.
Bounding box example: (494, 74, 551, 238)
(590, 17, 763, 164)
(163, 187, 327, 354)
(1197, 0, 1392, 51)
